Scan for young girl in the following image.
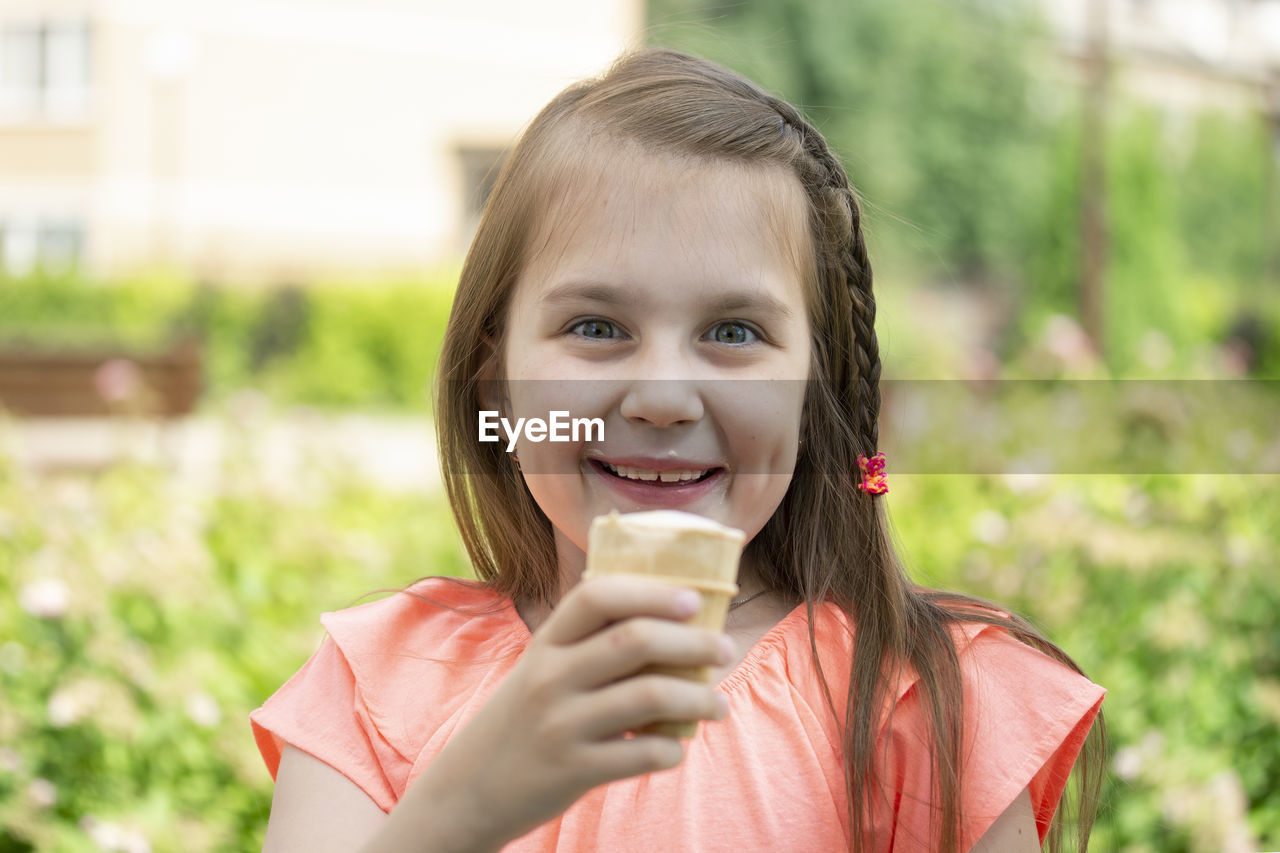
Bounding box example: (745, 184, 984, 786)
(250, 49, 1106, 852)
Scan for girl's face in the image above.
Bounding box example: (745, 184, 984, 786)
(495, 151, 813, 580)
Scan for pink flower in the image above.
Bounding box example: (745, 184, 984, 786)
(19, 577, 69, 619)
(27, 778, 57, 809)
(1042, 314, 1098, 370)
(93, 359, 144, 404)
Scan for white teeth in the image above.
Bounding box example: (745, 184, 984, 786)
(602, 462, 709, 483)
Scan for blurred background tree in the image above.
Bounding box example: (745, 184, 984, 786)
(648, 0, 1279, 377)
(651, 0, 1055, 279)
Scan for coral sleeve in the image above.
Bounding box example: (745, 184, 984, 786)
(248, 579, 522, 815)
(249, 634, 408, 813)
(879, 624, 1105, 851)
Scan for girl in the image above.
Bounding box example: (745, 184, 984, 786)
(251, 49, 1106, 852)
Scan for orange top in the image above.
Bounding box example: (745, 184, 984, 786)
(250, 578, 1104, 851)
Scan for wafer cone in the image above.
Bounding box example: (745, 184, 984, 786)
(584, 509, 746, 738)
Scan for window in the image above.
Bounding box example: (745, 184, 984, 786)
(0, 218, 84, 276)
(0, 217, 38, 277)
(456, 145, 508, 232)
(38, 221, 84, 272)
(0, 20, 90, 121)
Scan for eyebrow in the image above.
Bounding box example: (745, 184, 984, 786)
(541, 281, 795, 320)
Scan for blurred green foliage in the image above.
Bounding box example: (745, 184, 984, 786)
(648, 0, 1280, 376)
(1027, 108, 1275, 374)
(0, 420, 470, 852)
(1, 432, 1276, 849)
(891, 473, 1280, 850)
(0, 270, 458, 412)
(650, 0, 1054, 276)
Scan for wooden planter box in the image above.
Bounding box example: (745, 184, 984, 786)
(0, 338, 203, 418)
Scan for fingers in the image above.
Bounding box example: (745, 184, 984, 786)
(558, 674, 729, 742)
(570, 735, 687, 790)
(539, 575, 702, 647)
(559, 616, 731, 691)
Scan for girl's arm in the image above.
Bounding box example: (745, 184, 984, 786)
(262, 745, 505, 853)
(260, 576, 730, 853)
(970, 787, 1039, 853)
(261, 746, 387, 852)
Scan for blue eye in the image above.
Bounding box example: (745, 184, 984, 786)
(571, 319, 619, 339)
(710, 322, 758, 345)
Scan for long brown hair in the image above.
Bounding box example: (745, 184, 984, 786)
(435, 47, 1105, 851)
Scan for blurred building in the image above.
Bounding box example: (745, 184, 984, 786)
(1038, 0, 1280, 113)
(3, 0, 1276, 284)
(0, 0, 641, 283)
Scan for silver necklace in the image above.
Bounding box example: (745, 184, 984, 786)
(728, 589, 768, 610)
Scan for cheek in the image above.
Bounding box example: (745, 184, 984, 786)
(712, 384, 807, 474)
(519, 465, 597, 556)
(505, 380, 546, 421)
(522, 472, 574, 513)
(505, 381, 616, 466)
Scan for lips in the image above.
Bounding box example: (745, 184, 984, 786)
(587, 458, 725, 507)
(599, 461, 715, 483)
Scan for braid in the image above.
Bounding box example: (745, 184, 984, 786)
(767, 97, 882, 456)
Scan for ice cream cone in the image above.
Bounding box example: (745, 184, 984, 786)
(584, 509, 746, 738)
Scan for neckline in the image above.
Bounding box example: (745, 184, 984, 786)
(501, 593, 811, 692)
(717, 602, 809, 692)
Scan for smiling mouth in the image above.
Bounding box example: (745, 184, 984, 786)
(594, 460, 720, 485)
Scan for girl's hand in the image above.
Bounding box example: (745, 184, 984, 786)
(403, 575, 731, 851)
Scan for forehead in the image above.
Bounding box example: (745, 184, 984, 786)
(519, 144, 815, 305)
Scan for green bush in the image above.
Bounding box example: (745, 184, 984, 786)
(1013, 103, 1278, 376)
(0, 269, 193, 351)
(0, 270, 459, 412)
(0, 423, 469, 851)
(893, 472, 1280, 850)
(1, 426, 1276, 849)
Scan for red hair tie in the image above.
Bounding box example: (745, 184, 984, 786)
(856, 451, 888, 495)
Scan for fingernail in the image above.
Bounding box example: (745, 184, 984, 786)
(716, 693, 730, 719)
(675, 589, 701, 616)
(717, 635, 734, 664)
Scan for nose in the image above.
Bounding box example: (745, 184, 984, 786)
(617, 340, 706, 427)
(619, 378, 704, 427)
